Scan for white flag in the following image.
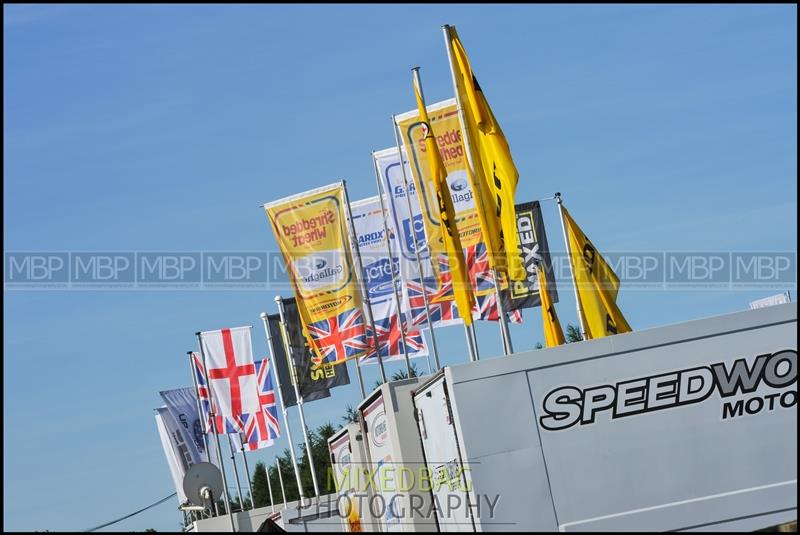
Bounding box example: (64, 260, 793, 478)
(374, 147, 461, 328)
(198, 326, 258, 431)
(349, 195, 428, 364)
(155, 407, 190, 504)
(160, 387, 213, 464)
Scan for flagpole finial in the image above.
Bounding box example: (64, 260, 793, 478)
(194, 331, 201, 336)
(260, 312, 268, 319)
(186, 350, 193, 356)
(274, 295, 283, 304)
(555, 192, 562, 205)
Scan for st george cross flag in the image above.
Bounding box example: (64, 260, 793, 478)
(198, 326, 258, 433)
(240, 358, 281, 451)
(349, 195, 428, 364)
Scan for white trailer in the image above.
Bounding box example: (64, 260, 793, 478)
(358, 377, 438, 532)
(328, 422, 384, 532)
(413, 303, 797, 531)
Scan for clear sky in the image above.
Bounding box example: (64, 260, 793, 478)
(3, 4, 796, 532)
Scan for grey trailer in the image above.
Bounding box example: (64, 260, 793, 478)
(412, 303, 797, 531)
(328, 422, 383, 532)
(358, 378, 438, 532)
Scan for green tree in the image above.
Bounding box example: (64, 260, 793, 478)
(565, 323, 583, 343)
(251, 461, 270, 508)
(373, 363, 421, 390)
(341, 404, 358, 424)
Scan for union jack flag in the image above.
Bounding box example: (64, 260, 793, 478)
(306, 307, 370, 364)
(362, 314, 427, 363)
(192, 352, 247, 434)
(466, 242, 524, 324)
(406, 253, 462, 327)
(475, 292, 523, 323)
(241, 359, 280, 451)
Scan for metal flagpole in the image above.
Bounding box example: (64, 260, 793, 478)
(411, 65, 478, 365)
(342, 179, 388, 385)
(441, 24, 514, 356)
(469, 323, 480, 361)
(274, 295, 320, 499)
(227, 434, 245, 512)
(372, 154, 414, 377)
(259, 311, 306, 502)
(186, 351, 212, 463)
(555, 193, 588, 340)
(195, 332, 236, 532)
(391, 116, 443, 371)
(237, 433, 255, 510)
(264, 450, 276, 512)
(276, 458, 287, 507)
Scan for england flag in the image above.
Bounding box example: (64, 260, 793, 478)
(198, 326, 258, 433)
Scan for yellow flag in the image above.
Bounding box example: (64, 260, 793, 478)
(538, 267, 565, 347)
(446, 25, 526, 282)
(264, 183, 367, 364)
(561, 205, 632, 339)
(414, 73, 476, 326)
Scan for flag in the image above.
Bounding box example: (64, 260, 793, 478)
(264, 182, 368, 364)
(155, 407, 190, 504)
(374, 146, 460, 328)
(270, 297, 349, 406)
(561, 205, 632, 338)
(507, 201, 559, 311)
(413, 72, 476, 325)
(241, 358, 281, 451)
(445, 24, 526, 282)
(538, 267, 565, 347)
(349, 195, 429, 364)
(465, 241, 523, 323)
(198, 326, 258, 433)
(159, 387, 209, 463)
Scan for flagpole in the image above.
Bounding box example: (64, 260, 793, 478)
(465, 322, 479, 362)
(441, 24, 514, 356)
(227, 434, 245, 512)
(391, 125, 445, 373)
(372, 153, 415, 377)
(264, 451, 276, 512)
(276, 457, 287, 507)
(555, 192, 588, 339)
(186, 351, 212, 464)
(259, 311, 306, 502)
(237, 433, 256, 510)
(274, 295, 320, 499)
(342, 179, 388, 385)
(411, 65, 478, 365)
(195, 332, 236, 532)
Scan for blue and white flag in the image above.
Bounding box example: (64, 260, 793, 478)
(160, 387, 214, 464)
(349, 194, 428, 364)
(155, 407, 190, 504)
(373, 147, 462, 328)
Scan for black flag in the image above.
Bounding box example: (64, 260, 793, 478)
(504, 201, 559, 311)
(268, 297, 350, 407)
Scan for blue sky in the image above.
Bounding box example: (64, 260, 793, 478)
(3, 4, 796, 531)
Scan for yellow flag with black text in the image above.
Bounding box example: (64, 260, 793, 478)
(414, 74, 476, 326)
(445, 24, 526, 282)
(562, 205, 631, 339)
(538, 267, 565, 347)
